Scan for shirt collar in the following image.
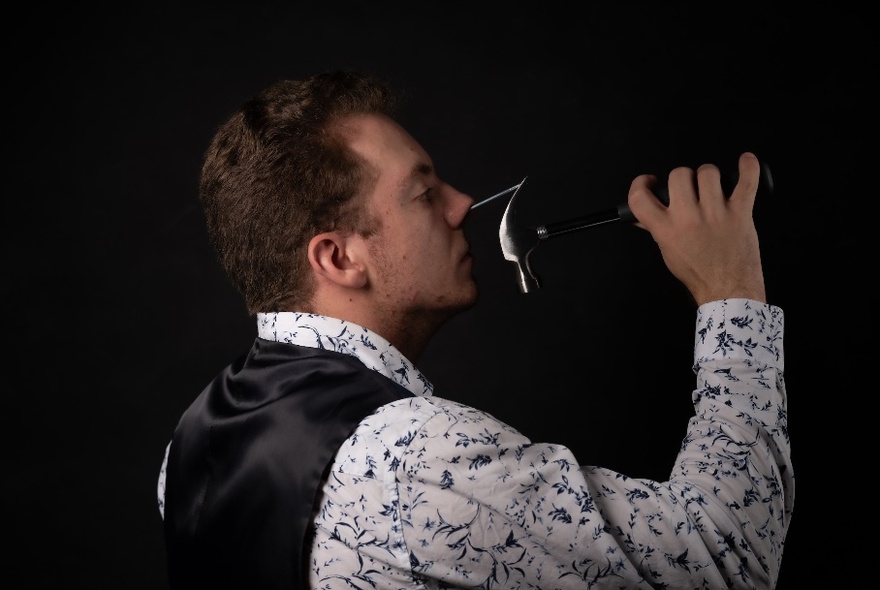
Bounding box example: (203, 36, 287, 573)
(256, 312, 434, 397)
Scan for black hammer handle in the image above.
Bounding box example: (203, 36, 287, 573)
(537, 161, 774, 239)
(616, 160, 774, 223)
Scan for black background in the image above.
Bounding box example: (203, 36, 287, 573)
(9, 4, 869, 588)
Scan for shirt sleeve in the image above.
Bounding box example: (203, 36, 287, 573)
(392, 298, 791, 589)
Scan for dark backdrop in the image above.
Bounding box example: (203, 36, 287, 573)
(9, 4, 868, 588)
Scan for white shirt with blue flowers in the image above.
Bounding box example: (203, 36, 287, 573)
(159, 298, 792, 589)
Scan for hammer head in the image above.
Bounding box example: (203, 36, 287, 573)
(499, 176, 541, 293)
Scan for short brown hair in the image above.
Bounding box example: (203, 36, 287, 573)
(199, 71, 399, 314)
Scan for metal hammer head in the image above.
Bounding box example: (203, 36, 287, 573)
(499, 177, 541, 293)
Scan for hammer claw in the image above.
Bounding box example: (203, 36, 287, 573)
(499, 177, 542, 294)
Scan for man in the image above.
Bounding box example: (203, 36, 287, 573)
(159, 70, 793, 589)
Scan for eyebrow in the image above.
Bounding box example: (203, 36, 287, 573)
(413, 162, 433, 181)
(399, 161, 435, 194)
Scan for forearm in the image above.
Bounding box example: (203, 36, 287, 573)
(670, 298, 793, 585)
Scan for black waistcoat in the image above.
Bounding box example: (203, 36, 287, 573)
(163, 338, 414, 589)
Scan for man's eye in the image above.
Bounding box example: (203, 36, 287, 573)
(419, 189, 433, 201)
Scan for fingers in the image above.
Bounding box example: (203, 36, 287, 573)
(626, 173, 661, 230)
(627, 152, 767, 305)
(627, 165, 702, 232)
(694, 163, 724, 219)
(729, 151, 761, 214)
(627, 152, 762, 231)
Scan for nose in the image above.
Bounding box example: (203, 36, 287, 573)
(444, 185, 474, 228)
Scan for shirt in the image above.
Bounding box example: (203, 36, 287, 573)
(158, 300, 792, 589)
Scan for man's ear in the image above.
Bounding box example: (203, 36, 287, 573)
(307, 232, 368, 288)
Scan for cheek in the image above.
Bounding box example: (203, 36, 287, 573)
(369, 217, 449, 286)
(395, 225, 443, 266)
(369, 240, 416, 291)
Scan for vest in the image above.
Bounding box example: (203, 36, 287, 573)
(163, 338, 414, 589)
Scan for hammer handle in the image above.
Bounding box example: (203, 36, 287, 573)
(616, 161, 774, 224)
(538, 161, 773, 239)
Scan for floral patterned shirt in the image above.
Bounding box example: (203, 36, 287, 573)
(159, 299, 792, 589)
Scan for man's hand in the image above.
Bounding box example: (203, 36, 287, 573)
(627, 152, 766, 306)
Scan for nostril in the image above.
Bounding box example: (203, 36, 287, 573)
(444, 189, 473, 227)
(447, 205, 469, 228)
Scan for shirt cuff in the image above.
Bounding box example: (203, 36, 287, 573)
(693, 298, 784, 373)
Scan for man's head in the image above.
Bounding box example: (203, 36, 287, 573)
(200, 71, 398, 314)
(200, 71, 477, 357)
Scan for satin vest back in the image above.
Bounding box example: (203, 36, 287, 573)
(163, 338, 414, 589)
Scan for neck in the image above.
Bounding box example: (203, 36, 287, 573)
(369, 312, 441, 362)
(304, 301, 440, 363)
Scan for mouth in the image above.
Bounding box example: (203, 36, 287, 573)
(459, 243, 473, 262)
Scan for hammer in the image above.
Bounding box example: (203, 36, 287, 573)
(497, 162, 774, 294)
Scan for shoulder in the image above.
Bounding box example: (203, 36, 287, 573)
(330, 395, 529, 477)
(377, 395, 526, 441)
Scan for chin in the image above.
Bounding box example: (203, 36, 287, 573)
(466, 281, 479, 305)
(456, 283, 479, 311)
(433, 284, 478, 316)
